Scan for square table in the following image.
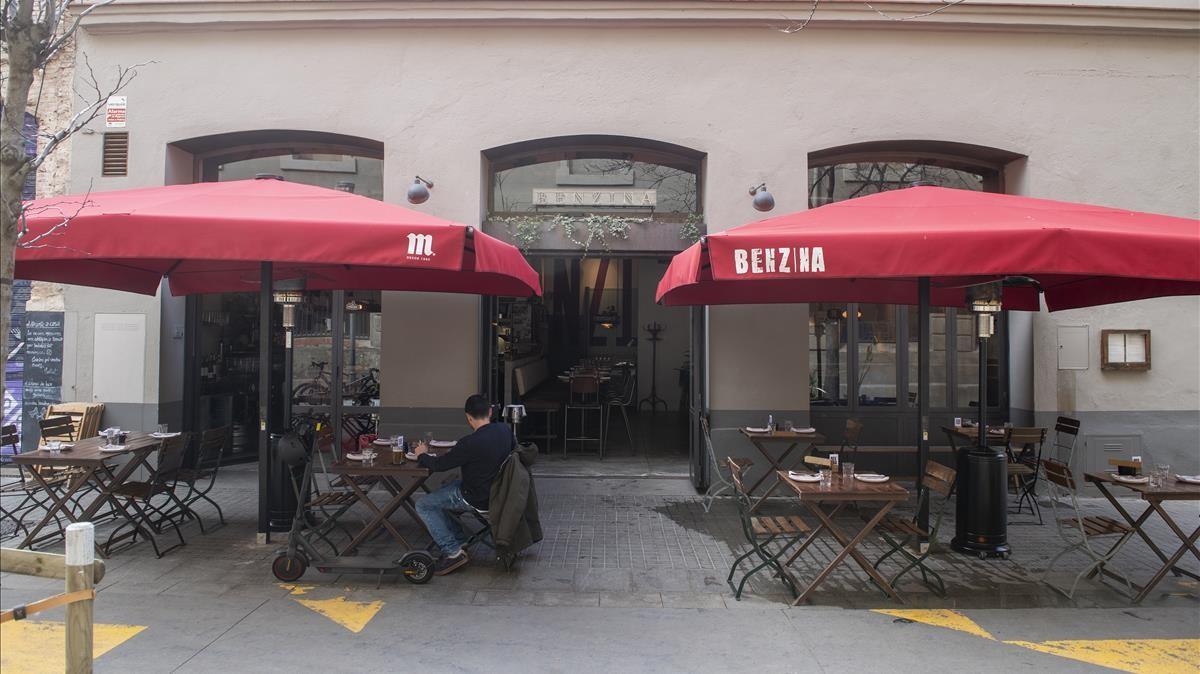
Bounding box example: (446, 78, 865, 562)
(11, 432, 162, 556)
(327, 458, 431, 555)
(776, 470, 909, 605)
(740, 428, 824, 511)
(1084, 472, 1200, 603)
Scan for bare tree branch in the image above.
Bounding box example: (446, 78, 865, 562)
(38, 0, 116, 68)
(862, 0, 969, 21)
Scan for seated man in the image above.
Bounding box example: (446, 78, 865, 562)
(413, 394, 513, 575)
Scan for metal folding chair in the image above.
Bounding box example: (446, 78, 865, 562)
(601, 363, 637, 458)
(700, 416, 733, 513)
(1040, 459, 1136, 599)
(869, 460, 956, 596)
(563, 372, 603, 456)
(1, 424, 70, 540)
(725, 457, 808, 600)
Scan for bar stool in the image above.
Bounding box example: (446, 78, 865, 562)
(564, 372, 603, 456)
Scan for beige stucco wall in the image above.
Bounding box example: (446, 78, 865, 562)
(56, 18, 1199, 439)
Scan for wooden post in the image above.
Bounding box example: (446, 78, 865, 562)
(65, 522, 94, 674)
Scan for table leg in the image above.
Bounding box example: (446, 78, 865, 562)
(340, 478, 411, 555)
(784, 503, 844, 566)
(1132, 504, 1200, 604)
(791, 501, 902, 606)
(12, 468, 94, 549)
(745, 441, 800, 512)
(1092, 482, 1200, 581)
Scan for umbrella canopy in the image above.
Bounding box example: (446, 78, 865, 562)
(656, 187, 1200, 311)
(17, 178, 541, 297)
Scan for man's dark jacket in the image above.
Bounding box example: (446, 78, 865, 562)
(488, 442, 542, 554)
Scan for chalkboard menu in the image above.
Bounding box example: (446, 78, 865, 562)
(22, 311, 64, 452)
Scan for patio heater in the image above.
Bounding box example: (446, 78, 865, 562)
(273, 280, 305, 429)
(951, 281, 1010, 558)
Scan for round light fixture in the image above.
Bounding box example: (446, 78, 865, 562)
(749, 183, 775, 212)
(407, 175, 434, 204)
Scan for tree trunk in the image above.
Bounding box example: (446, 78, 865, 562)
(1, 0, 42, 401)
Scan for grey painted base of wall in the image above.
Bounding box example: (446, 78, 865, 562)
(377, 406, 471, 444)
(100, 402, 162, 435)
(1029, 409, 1200, 474)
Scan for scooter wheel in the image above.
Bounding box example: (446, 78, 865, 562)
(399, 551, 435, 585)
(272, 553, 308, 582)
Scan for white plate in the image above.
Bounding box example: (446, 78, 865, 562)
(98, 445, 126, 452)
(744, 426, 770, 433)
(788, 471, 822, 482)
(372, 439, 394, 446)
(430, 440, 456, 448)
(1175, 475, 1200, 484)
(790, 427, 817, 434)
(1113, 475, 1150, 484)
(405, 452, 420, 461)
(150, 432, 181, 439)
(345, 453, 366, 461)
(855, 474, 890, 483)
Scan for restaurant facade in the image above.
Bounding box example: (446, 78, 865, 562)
(17, 0, 1199, 505)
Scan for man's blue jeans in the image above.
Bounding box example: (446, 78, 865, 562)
(415, 480, 474, 555)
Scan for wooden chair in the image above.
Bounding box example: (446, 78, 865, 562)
(1051, 416, 1081, 466)
(1007, 427, 1047, 524)
(104, 434, 191, 558)
(724, 457, 808, 600)
(839, 418, 864, 464)
(868, 460, 957, 596)
(563, 372, 603, 456)
(38, 415, 76, 444)
(0, 424, 71, 540)
(1040, 459, 1135, 599)
(1108, 458, 1143, 475)
(174, 426, 229, 532)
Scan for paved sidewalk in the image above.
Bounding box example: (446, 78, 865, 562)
(3, 466, 1198, 671)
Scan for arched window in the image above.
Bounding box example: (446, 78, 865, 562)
(808, 140, 1021, 208)
(805, 141, 1024, 424)
(483, 135, 705, 253)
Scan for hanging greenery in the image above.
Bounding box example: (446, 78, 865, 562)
(679, 214, 705, 245)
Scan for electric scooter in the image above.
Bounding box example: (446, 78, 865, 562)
(270, 432, 434, 585)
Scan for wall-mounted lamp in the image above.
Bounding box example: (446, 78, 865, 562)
(345, 299, 364, 312)
(749, 183, 775, 212)
(407, 175, 434, 204)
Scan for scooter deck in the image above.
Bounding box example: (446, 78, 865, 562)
(313, 556, 406, 574)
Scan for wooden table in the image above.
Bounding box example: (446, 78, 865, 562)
(740, 428, 824, 511)
(327, 458, 431, 555)
(776, 470, 909, 605)
(11, 433, 162, 556)
(943, 425, 1010, 449)
(1084, 472, 1200, 603)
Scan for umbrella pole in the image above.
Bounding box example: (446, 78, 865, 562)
(917, 278, 930, 536)
(257, 262, 273, 538)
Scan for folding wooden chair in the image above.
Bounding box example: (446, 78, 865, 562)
(1007, 427, 1047, 524)
(1, 424, 71, 540)
(1051, 416, 1081, 466)
(725, 457, 809, 600)
(869, 460, 956, 596)
(175, 426, 229, 531)
(104, 434, 192, 558)
(1040, 459, 1135, 599)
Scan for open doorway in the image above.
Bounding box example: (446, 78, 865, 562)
(491, 256, 693, 477)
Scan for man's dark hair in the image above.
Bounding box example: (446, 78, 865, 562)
(464, 394, 492, 421)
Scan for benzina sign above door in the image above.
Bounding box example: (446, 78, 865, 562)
(533, 188, 656, 208)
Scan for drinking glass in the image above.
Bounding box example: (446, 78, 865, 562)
(157, 423, 169, 435)
(47, 441, 62, 454)
(819, 468, 832, 486)
(843, 462, 855, 482)
(783, 420, 794, 433)
(424, 432, 434, 448)
(1156, 463, 1171, 487)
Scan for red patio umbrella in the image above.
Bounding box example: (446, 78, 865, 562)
(17, 177, 541, 297)
(657, 186, 1199, 559)
(656, 186, 1200, 310)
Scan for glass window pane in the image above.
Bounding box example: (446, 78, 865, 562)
(343, 291, 381, 407)
(907, 306, 948, 407)
(809, 162, 983, 208)
(857, 304, 897, 406)
(955, 312, 1001, 408)
(809, 303, 849, 406)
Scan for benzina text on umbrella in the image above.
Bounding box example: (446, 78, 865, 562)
(733, 247, 826, 275)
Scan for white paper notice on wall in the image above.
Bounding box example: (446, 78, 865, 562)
(92, 313, 146, 403)
(1125, 334, 1147, 363)
(1106, 332, 1126, 362)
(105, 96, 127, 128)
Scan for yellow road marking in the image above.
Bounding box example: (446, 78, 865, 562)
(295, 596, 384, 633)
(873, 609, 995, 640)
(1006, 639, 1200, 674)
(1, 620, 146, 673)
(277, 583, 316, 596)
